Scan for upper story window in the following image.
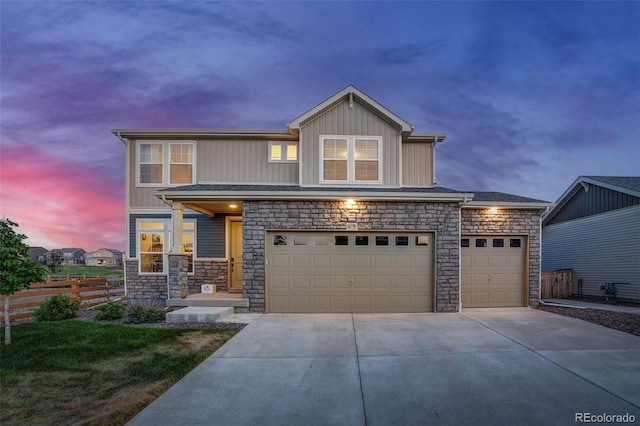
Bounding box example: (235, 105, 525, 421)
(137, 141, 195, 186)
(320, 135, 381, 184)
(269, 142, 298, 162)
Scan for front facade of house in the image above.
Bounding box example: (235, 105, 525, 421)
(115, 86, 550, 312)
(86, 248, 124, 267)
(542, 176, 640, 302)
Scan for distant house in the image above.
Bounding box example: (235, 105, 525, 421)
(86, 248, 123, 267)
(542, 176, 640, 302)
(28, 246, 49, 263)
(53, 248, 87, 265)
(114, 85, 551, 312)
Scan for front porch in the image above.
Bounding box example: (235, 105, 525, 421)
(166, 292, 250, 309)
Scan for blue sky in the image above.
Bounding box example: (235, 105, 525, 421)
(1, 1, 638, 250)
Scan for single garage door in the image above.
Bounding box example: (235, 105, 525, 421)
(267, 231, 434, 313)
(461, 236, 527, 307)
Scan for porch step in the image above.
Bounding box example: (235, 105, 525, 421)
(166, 298, 250, 308)
(166, 307, 234, 323)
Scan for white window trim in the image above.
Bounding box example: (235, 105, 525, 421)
(319, 135, 383, 185)
(268, 141, 298, 163)
(136, 218, 196, 275)
(136, 141, 196, 187)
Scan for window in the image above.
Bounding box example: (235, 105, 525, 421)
(395, 236, 409, 246)
(293, 235, 308, 246)
(355, 236, 369, 246)
(415, 235, 430, 246)
(137, 142, 195, 186)
(461, 238, 470, 248)
(269, 142, 298, 162)
(493, 238, 504, 248)
(375, 236, 389, 246)
(334, 235, 349, 246)
(476, 239, 487, 248)
(273, 235, 287, 246)
(510, 238, 522, 248)
(321, 136, 381, 184)
(137, 220, 195, 274)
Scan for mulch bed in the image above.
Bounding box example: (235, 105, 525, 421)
(536, 305, 640, 337)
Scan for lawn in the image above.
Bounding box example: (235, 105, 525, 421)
(0, 321, 237, 425)
(58, 265, 124, 278)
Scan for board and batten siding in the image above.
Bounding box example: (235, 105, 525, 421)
(299, 98, 402, 187)
(402, 141, 435, 187)
(197, 139, 298, 184)
(542, 205, 640, 301)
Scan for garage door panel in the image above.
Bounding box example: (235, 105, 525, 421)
(268, 231, 434, 313)
(462, 235, 526, 308)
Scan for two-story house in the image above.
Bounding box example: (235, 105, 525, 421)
(86, 248, 124, 267)
(114, 86, 550, 313)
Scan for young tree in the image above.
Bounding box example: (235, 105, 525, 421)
(1, 219, 48, 344)
(46, 249, 65, 273)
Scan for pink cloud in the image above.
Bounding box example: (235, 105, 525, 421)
(0, 143, 124, 251)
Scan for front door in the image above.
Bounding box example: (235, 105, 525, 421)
(229, 221, 243, 292)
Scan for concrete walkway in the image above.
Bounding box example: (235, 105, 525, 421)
(542, 298, 640, 314)
(128, 308, 640, 426)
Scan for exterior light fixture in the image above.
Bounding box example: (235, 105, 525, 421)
(229, 204, 238, 208)
(488, 207, 499, 214)
(345, 199, 356, 206)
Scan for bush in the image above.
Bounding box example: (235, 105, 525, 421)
(32, 294, 81, 322)
(124, 304, 165, 324)
(94, 301, 126, 320)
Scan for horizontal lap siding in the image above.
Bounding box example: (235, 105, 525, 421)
(300, 99, 401, 186)
(542, 205, 640, 301)
(198, 140, 298, 184)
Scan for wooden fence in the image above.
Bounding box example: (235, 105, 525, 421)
(0, 277, 125, 322)
(541, 269, 573, 299)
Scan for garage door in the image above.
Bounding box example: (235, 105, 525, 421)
(461, 236, 526, 307)
(267, 231, 434, 313)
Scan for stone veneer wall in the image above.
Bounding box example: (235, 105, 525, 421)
(242, 200, 460, 312)
(461, 208, 543, 306)
(125, 260, 168, 303)
(126, 259, 229, 303)
(188, 260, 229, 294)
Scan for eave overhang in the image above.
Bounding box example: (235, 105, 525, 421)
(463, 201, 554, 210)
(111, 129, 297, 141)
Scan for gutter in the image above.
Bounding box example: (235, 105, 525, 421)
(113, 131, 127, 145)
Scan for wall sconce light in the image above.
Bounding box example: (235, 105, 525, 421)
(345, 199, 356, 206)
(488, 207, 499, 214)
(229, 204, 238, 208)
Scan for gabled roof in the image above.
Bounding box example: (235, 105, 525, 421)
(543, 175, 640, 225)
(59, 248, 86, 254)
(287, 85, 414, 133)
(464, 191, 551, 208)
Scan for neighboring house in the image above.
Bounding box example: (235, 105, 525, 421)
(113, 85, 551, 312)
(28, 246, 49, 263)
(542, 176, 640, 302)
(52, 248, 86, 265)
(86, 248, 124, 267)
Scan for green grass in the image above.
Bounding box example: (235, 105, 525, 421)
(58, 265, 124, 277)
(0, 321, 236, 425)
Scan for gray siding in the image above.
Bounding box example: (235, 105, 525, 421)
(128, 213, 226, 259)
(300, 98, 402, 187)
(402, 142, 434, 187)
(542, 205, 640, 301)
(198, 139, 298, 184)
(546, 184, 639, 225)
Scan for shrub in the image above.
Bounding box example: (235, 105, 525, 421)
(94, 301, 126, 320)
(124, 304, 165, 324)
(32, 294, 81, 322)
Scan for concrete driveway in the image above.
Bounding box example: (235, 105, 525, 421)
(128, 308, 640, 426)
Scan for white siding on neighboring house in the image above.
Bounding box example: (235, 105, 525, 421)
(542, 205, 640, 301)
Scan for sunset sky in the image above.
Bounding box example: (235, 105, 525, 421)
(1, 1, 638, 252)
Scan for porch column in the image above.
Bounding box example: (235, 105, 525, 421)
(172, 201, 184, 254)
(168, 201, 188, 299)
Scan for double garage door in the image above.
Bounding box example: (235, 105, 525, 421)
(461, 235, 527, 307)
(267, 231, 434, 313)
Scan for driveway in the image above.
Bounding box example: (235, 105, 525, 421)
(128, 308, 640, 426)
